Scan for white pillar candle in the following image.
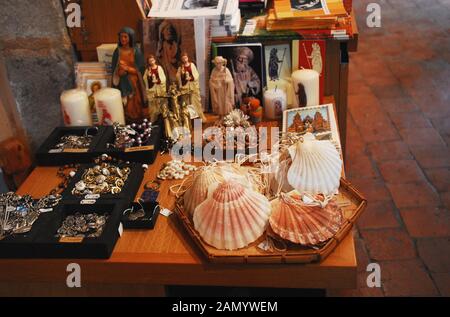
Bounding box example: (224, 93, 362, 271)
(267, 79, 294, 109)
(291, 69, 319, 108)
(60, 89, 92, 126)
(94, 88, 125, 125)
(264, 88, 287, 120)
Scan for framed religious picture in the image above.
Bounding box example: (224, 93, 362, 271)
(292, 39, 326, 103)
(75, 62, 112, 124)
(214, 43, 264, 106)
(264, 43, 294, 107)
(142, 18, 211, 108)
(136, 0, 151, 19)
(282, 103, 341, 151)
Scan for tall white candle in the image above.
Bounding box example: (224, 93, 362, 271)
(94, 88, 125, 125)
(60, 89, 92, 126)
(291, 69, 320, 108)
(264, 88, 287, 120)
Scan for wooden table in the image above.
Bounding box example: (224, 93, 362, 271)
(0, 151, 357, 296)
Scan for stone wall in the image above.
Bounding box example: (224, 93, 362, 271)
(0, 0, 75, 152)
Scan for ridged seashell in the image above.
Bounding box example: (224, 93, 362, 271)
(287, 133, 342, 196)
(184, 169, 224, 217)
(269, 193, 343, 246)
(193, 180, 271, 250)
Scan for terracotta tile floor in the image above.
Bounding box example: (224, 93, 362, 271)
(332, 0, 450, 296)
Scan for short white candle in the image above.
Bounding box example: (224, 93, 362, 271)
(264, 88, 287, 120)
(291, 69, 319, 108)
(60, 89, 92, 126)
(94, 88, 125, 125)
(267, 79, 294, 108)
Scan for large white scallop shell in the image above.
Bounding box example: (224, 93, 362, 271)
(193, 180, 271, 250)
(184, 168, 224, 217)
(287, 133, 342, 196)
(269, 193, 343, 246)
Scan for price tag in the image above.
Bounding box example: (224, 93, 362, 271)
(331, 29, 347, 35)
(257, 241, 270, 252)
(118, 223, 123, 237)
(63, 148, 89, 153)
(48, 149, 63, 153)
(302, 195, 314, 204)
(59, 236, 84, 243)
(39, 208, 53, 213)
(160, 208, 173, 217)
(124, 145, 154, 153)
(85, 194, 100, 200)
(80, 199, 97, 205)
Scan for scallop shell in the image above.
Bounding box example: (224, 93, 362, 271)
(184, 168, 224, 217)
(193, 180, 271, 250)
(287, 133, 342, 196)
(269, 193, 343, 246)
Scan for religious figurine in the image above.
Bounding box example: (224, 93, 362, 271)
(176, 52, 205, 120)
(143, 54, 167, 122)
(180, 101, 191, 131)
(112, 27, 148, 123)
(209, 56, 235, 117)
(157, 83, 192, 142)
(160, 102, 174, 141)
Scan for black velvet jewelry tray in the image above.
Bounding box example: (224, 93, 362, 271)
(60, 162, 144, 205)
(33, 200, 126, 259)
(96, 122, 163, 164)
(0, 210, 54, 259)
(121, 200, 160, 229)
(35, 126, 107, 166)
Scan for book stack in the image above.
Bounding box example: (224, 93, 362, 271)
(267, 0, 349, 31)
(239, 0, 267, 11)
(211, 0, 241, 37)
(149, 0, 241, 38)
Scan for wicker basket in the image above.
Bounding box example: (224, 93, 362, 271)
(175, 178, 366, 264)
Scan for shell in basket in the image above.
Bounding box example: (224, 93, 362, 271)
(269, 193, 344, 246)
(287, 133, 342, 196)
(184, 168, 224, 217)
(193, 180, 271, 250)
